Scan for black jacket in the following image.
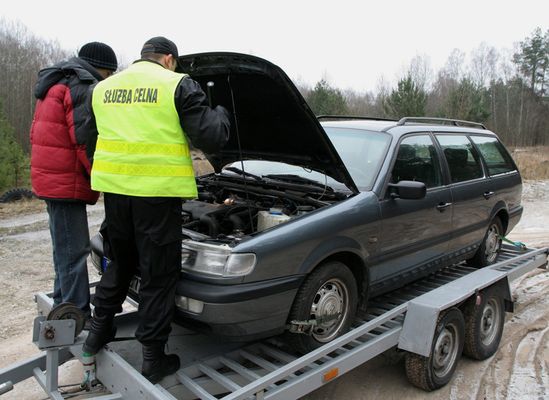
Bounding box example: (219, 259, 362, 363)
(85, 59, 230, 162)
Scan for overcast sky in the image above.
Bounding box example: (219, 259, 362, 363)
(2, 0, 548, 92)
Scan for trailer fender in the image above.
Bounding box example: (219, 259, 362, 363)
(397, 272, 514, 357)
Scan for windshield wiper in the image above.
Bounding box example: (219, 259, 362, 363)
(223, 167, 263, 181)
(263, 174, 333, 192)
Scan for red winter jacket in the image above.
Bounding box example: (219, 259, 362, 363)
(30, 58, 103, 204)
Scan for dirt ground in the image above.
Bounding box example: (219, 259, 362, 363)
(0, 181, 548, 399)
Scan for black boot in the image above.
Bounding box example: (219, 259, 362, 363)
(82, 312, 116, 355)
(142, 344, 181, 383)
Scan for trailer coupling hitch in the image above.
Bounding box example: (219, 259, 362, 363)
(287, 313, 342, 335)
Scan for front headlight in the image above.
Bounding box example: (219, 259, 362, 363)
(181, 241, 256, 277)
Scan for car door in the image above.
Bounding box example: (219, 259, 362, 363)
(373, 134, 453, 291)
(469, 135, 522, 223)
(435, 133, 494, 254)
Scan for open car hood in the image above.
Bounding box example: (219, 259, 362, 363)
(177, 52, 358, 193)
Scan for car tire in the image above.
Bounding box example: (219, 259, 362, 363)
(286, 261, 358, 354)
(467, 216, 503, 267)
(462, 288, 505, 360)
(405, 307, 465, 391)
(0, 188, 34, 203)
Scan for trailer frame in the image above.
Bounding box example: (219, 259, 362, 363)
(0, 244, 547, 399)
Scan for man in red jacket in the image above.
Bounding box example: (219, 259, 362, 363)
(30, 42, 118, 318)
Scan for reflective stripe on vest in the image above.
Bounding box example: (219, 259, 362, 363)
(91, 61, 197, 198)
(93, 159, 194, 177)
(96, 137, 190, 158)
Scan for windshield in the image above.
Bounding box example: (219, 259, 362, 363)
(223, 160, 346, 190)
(324, 127, 390, 189)
(222, 127, 390, 191)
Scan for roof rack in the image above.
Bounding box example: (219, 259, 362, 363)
(396, 117, 487, 129)
(317, 115, 397, 122)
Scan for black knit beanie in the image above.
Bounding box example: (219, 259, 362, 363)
(78, 42, 118, 71)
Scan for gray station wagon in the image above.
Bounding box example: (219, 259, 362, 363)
(90, 53, 522, 353)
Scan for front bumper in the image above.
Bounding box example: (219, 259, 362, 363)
(174, 275, 303, 340)
(91, 232, 304, 340)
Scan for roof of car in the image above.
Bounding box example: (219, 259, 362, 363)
(321, 119, 397, 131)
(320, 118, 497, 138)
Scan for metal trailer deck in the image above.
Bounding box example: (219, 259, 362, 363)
(1, 244, 547, 399)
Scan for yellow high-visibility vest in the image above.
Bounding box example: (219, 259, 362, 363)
(91, 61, 197, 198)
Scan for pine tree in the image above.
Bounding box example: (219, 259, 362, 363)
(446, 78, 490, 123)
(306, 80, 348, 116)
(0, 99, 29, 191)
(383, 75, 427, 118)
(513, 27, 549, 95)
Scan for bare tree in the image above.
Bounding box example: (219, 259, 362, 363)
(408, 54, 433, 91)
(470, 43, 499, 129)
(344, 89, 377, 116)
(471, 42, 499, 88)
(0, 18, 69, 152)
(427, 50, 464, 116)
(444, 48, 466, 82)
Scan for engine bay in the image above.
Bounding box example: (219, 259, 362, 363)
(181, 172, 347, 243)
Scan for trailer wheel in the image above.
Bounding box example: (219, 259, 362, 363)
(405, 307, 465, 391)
(463, 289, 505, 360)
(286, 261, 358, 354)
(467, 217, 503, 267)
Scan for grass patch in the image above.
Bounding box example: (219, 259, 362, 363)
(510, 147, 549, 180)
(0, 198, 45, 219)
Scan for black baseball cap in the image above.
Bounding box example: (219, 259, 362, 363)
(141, 36, 179, 58)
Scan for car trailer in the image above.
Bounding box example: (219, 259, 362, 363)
(1, 243, 547, 399)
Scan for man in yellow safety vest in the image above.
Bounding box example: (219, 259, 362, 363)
(83, 36, 230, 383)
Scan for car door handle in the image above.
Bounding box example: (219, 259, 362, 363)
(483, 191, 495, 200)
(436, 202, 452, 212)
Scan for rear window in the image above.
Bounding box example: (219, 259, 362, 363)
(436, 135, 484, 183)
(470, 136, 516, 175)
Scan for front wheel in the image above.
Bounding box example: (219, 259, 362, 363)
(467, 217, 503, 267)
(285, 261, 358, 354)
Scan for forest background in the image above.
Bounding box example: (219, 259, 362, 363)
(0, 19, 547, 192)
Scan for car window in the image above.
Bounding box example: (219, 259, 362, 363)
(390, 135, 442, 188)
(324, 127, 391, 190)
(470, 136, 516, 175)
(436, 135, 484, 183)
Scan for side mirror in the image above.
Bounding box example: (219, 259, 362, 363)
(388, 180, 426, 200)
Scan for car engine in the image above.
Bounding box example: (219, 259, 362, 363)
(181, 173, 346, 241)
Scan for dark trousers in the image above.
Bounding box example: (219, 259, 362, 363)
(93, 193, 182, 345)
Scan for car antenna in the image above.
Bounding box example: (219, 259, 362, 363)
(227, 73, 255, 233)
